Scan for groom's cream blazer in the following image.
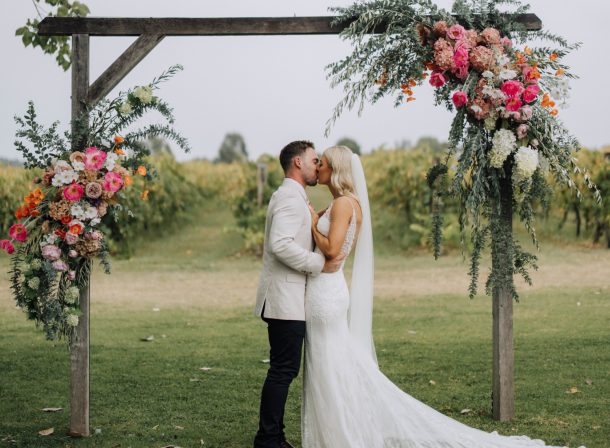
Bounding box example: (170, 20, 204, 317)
(255, 178, 325, 321)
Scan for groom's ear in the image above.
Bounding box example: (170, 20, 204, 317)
(293, 156, 302, 169)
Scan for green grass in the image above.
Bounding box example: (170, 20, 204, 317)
(0, 201, 608, 448)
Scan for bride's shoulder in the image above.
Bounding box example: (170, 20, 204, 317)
(329, 196, 354, 217)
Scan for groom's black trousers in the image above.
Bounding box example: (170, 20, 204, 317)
(254, 315, 306, 448)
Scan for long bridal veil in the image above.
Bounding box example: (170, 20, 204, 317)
(348, 153, 377, 366)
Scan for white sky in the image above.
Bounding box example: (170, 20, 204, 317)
(1, 0, 609, 161)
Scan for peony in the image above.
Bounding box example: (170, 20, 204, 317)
(489, 129, 517, 168)
(513, 146, 539, 180)
(469, 46, 494, 72)
(453, 42, 469, 69)
(516, 124, 529, 140)
(480, 27, 501, 45)
(446, 24, 466, 41)
(505, 97, 523, 112)
(52, 259, 69, 272)
(522, 84, 540, 103)
(42, 244, 62, 261)
(9, 223, 27, 242)
(429, 71, 446, 88)
(27, 277, 40, 290)
(65, 286, 80, 304)
(119, 101, 132, 115)
(66, 314, 79, 327)
(84, 147, 107, 171)
(452, 91, 468, 108)
(103, 171, 124, 192)
(0, 239, 15, 255)
(63, 183, 85, 201)
(133, 85, 153, 104)
(85, 181, 103, 199)
(501, 80, 524, 99)
(433, 38, 454, 71)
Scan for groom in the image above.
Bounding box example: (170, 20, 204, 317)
(253, 140, 342, 448)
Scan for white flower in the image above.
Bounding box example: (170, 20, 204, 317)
(40, 233, 58, 248)
(470, 104, 483, 114)
(90, 218, 101, 227)
(66, 314, 79, 327)
(513, 146, 539, 181)
(83, 204, 98, 221)
(120, 148, 133, 160)
(53, 160, 72, 172)
(482, 70, 495, 79)
(104, 152, 119, 171)
(27, 277, 40, 290)
(71, 203, 85, 220)
(64, 286, 80, 304)
(496, 54, 510, 67)
(489, 129, 517, 168)
(72, 161, 85, 172)
(133, 85, 153, 104)
(499, 69, 518, 80)
(52, 169, 79, 186)
(119, 101, 132, 115)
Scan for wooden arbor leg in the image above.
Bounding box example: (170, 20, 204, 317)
(491, 174, 515, 421)
(69, 33, 91, 437)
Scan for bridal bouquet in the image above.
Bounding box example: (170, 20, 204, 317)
(1, 65, 189, 342)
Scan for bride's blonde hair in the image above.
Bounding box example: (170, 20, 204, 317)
(323, 146, 359, 201)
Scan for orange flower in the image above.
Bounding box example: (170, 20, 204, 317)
(69, 223, 83, 235)
(30, 210, 41, 218)
(420, 72, 429, 79)
(555, 68, 565, 77)
(406, 97, 416, 102)
(114, 148, 125, 156)
(541, 93, 553, 108)
(550, 109, 558, 116)
(15, 208, 24, 220)
(114, 135, 125, 145)
(137, 165, 147, 176)
(515, 51, 526, 65)
(424, 61, 435, 70)
(550, 53, 558, 61)
(124, 175, 133, 187)
(141, 190, 149, 200)
(524, 46, 533, 55)
(408, 79, 417, 87)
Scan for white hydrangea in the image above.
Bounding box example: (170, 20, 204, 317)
(119, 101, 132, 115)
(133, 85, 153, 104)
(64, 286, 80, 304)
(28, 277, 40, 290)
(513, 146, 539, 181)
(104, 152, 119, 171)
(52, 169, 79, 186)
(66, 314, 79, 327)
(489, 129, 517, 168)
(499, 69, 518, 80)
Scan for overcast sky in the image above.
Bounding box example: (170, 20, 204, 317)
(1, 0, 609, 162)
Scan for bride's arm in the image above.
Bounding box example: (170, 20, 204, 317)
(310, 197, 353, 259)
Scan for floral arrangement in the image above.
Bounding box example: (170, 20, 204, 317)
(1, 65, 189, 342)
(326, 0, 600, 298)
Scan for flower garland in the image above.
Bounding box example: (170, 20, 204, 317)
(1, 65, 189, 342)
(327, 0, 601, 298)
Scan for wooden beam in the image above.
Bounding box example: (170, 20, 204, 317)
(38, 14, 542, 36)
(88, 34, 165, 107)
(69, 34, 91, 438)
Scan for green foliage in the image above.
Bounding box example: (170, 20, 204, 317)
(16, 0, 90, 71)
(336, 137, 362, 155)
(215, 133, 248, 164)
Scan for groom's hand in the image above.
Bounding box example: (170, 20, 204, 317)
(322, 253, 346, 273)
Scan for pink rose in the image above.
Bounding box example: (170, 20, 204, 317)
(452, 63, 470, 80)
(103, 172, 124, 193)
(63, 182, 85, 201)
(42, 244, 62, 261)
(452, 91, 468, 107)
(84, 146, 107, 171)
(9, 224, 27, 242)
(520, 105, 533, 121)
(429, 71, 446, 88)
(501, 80, 524, 99)
(447, 24, 466, 41)
(65, 232, 79, 245)
(453, 43, 469, 69)
(522, 84, 540, 103)
(505, 97, 523, 112)
(516, 124, 529, 139)
(52, 259, 69, 272)
(0, 239, 15, 255)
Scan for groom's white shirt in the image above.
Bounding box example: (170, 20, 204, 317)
(255, 178, 325, 320)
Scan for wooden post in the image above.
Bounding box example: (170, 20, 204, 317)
(256, 163, 268, 207)
(491, 173, 515, 421)
(69, 33, 91, 437)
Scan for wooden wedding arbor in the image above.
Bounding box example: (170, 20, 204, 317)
(38, 13, 542, 437)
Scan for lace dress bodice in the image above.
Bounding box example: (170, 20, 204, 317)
(314, 200, 358, 265)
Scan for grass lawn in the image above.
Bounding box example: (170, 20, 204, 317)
(0, 200, 608, 448)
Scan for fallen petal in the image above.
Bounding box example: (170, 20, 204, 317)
(38, 428, 54, 436)
(42, 407, 63, 412)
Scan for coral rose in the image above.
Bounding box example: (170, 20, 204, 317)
(522, 84, 540, 103)
(501, 80, 524, 99)
(429, 71, 446, 88)
(447, 24, 465, 41)
(505, 97, 523, 112)
(63, 183, 85, 201)
(452, 91, 468, 108)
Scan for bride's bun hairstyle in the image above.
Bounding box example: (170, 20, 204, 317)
(323, 146, 359, 202)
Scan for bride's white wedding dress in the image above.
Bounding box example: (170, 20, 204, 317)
(302, 198, 579, 448)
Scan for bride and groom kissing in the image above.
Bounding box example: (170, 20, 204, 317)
(252, 140, 576, 448)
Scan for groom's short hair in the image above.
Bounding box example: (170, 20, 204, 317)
(279, 140, 315, 173)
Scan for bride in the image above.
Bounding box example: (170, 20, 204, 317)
(302, 145, 582, 448)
